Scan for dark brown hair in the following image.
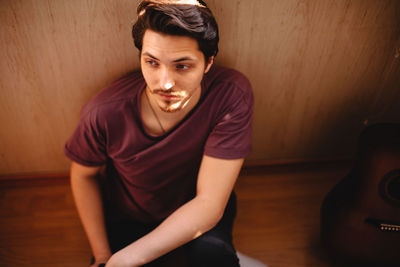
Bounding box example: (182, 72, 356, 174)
(132, 0, 219, 61)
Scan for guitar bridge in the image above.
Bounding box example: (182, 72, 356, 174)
(365, 218, 400, 232)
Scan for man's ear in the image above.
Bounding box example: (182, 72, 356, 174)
(204, 56, 214, 73)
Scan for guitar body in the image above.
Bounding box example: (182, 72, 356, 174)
(321, 123, 400, 266)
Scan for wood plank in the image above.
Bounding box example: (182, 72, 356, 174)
(0, 163, 352, 266)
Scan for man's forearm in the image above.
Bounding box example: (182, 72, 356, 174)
(106, 195, 224, 266)
(106, 156, 243, 267)
(70, 171, 112, 263)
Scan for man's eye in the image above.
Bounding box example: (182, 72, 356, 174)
(176, 64, 189, 70)
(146, 60, 158, 67)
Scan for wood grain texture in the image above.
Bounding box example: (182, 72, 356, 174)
(1, 0, 400, 174)
(234, 163, 352, 267)
(208, 0, 400, 161)
(0, 0, 141, 174)
(0, 163, 351, 266)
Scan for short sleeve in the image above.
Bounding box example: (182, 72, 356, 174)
(64, 108, 107, 166)
(204, 82, 254, 159)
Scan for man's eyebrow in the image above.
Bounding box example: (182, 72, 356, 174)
(142, 52, 159, 60)
(142, 52, 196, 62)
(173, 57, 196, 62)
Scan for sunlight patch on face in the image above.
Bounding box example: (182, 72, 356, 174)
(165, 82, 173, 89)
(171, 90, 188, 98)
(169, 101, 183, 111)
(161, 96, 190, 113)
(149, 86, 193, 113)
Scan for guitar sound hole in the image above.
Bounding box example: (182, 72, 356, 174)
(387, 176, 400, 201)
(380, 169, 400, 206)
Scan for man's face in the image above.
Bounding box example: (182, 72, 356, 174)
(141, 29, 212, 113)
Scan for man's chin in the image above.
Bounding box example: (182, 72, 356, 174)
(159, 99, 188, 113)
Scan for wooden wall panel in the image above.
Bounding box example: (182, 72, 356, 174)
(1, 0, 399, 174)
(0, 0, 141, 174)
(209, 0, 400, 161)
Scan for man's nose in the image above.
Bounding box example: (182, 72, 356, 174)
(159, 68, 175, 90)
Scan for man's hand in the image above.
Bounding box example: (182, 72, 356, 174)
(90, 262, 106, 267)
(105, 249, 140, 267)
(90, 253, 112, 267)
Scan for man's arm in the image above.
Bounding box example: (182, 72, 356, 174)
(70, 162, 112, 266)
(106, 155, 244, 267)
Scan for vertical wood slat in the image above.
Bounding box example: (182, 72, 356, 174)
(209, 0, 400, 160)
(0, 0, 141, 173)
(1, 0, 400, 174)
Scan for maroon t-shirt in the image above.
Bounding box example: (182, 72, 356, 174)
(64, 65, 253, 222)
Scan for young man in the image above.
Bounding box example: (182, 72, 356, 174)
(65, 1, 253, 266)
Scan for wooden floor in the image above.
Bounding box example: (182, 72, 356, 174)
(0, 162, 352, 267)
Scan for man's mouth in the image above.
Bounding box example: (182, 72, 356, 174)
(153, 90, 187, 100)
(158, 92, 181, 100)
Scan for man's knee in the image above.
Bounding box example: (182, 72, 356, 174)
(187, 233, 240, 267)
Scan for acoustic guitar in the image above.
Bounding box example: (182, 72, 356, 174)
(320, 123, 400, 266)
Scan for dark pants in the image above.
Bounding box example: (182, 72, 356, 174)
(104, 193, 240, 267)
